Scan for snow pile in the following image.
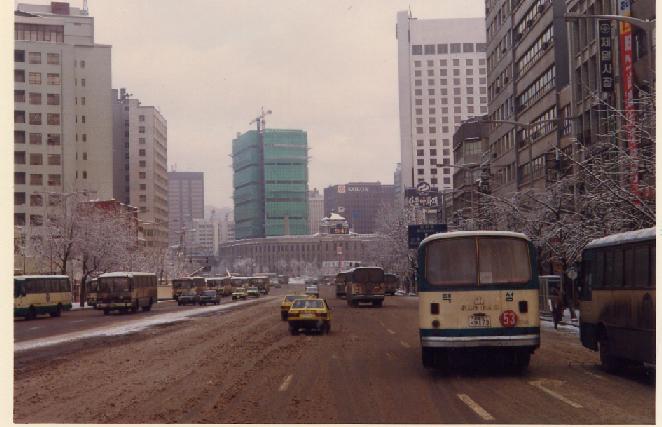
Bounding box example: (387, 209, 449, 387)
(15, 297, 276, 352)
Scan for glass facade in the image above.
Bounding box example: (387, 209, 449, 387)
(233, 129, 308, 239)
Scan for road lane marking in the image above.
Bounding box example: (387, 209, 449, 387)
(400, 341, 410, 348)
(279, 374, 293, 392)
(457, 394, 495, 421)
(386, 328, 396, 335)
(529, 380, 583, 408)
(70, 320, 85, 323)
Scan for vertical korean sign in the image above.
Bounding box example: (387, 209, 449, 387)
(598, 20, 614, 92)
(618, 0, 638, 195)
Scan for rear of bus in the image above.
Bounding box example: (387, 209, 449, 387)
(172, 278, 193, 301)
(346, 267, 385, 307)
(418, 231, 540, 370)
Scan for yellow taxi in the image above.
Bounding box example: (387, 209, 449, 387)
(231, 287, 248, 301)
(280, 295, 307, 320)
(287, 298, 331, 335)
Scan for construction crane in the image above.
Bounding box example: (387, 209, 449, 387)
(249, 107, 272, 134)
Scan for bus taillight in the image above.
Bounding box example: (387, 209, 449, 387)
(430, 303, 440, 315)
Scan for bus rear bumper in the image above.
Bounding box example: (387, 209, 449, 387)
(421, 334, 540, 348)
(96, 302, 133, 309)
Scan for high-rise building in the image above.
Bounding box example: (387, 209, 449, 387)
(484, 0, 569, 197)
(112, 88, 168, 247)
(14, 2, 113, 234)
(323, 182, 395, 234)
(307, 188, 324, 234)
(167, 171, 204, 247)
(396, 11, 488, 195)
(232, 129, 308, 239)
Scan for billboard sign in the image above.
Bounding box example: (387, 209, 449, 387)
(408, 224, 447, 249)
(405, 188, 439, 208)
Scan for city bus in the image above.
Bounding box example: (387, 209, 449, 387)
(249, 276, 270, 294)
(578, 227, 655, 371)
(85, 277, 99, 307)
(14, 275, 72, 320)
(96, 272, 157, 315)
(417, 231, 540, 370)
(171, 276, 206, 301)
(345, 267, 385, 307)
(207, 277, 233, 296)
(384, 273, 399, 296)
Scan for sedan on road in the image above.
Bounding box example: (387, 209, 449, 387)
(198, 290, 220, 306)
(280, 295, 307, 320)
(305, 285, 319, 298)
(247, 287, 260, 298)
(177, 290, 198, 306)
(287, 298, 331, 335)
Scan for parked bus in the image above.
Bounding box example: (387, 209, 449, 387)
(85, 277, 99, 307)
(208, 277, 233, 296)
(14, 275, 72, 320)
(172, 276, 206, 301)
(384, 273, 399, 296)
(335, 271, 350, 298)
(345, 267, 385, 307)
(578, 227, 655, 371)
(96, 272, 157, 315)
(417, 231, 540, 370)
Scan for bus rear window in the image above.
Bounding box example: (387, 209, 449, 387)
(478, 238, 531, 284)
(425, 237, 476, 286)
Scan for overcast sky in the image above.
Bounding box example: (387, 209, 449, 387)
(16, 0, 485, 209)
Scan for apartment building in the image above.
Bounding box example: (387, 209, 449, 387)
(112, 88, 168, 247)
(307, 188, 324, 234)
(485, 0, 570, 196)
(14, 2, 113, 237)
(396, 11, 488, 194)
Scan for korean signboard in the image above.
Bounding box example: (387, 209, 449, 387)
(618, 0, 638, 195)
(405, 188, 439, 209)
(598, 20, 614, 92)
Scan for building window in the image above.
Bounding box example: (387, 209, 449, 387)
(81, 171, 87, 180)
(29, 174, 42, 185)
(139, 195, 147, 202)
(15, 130, 26, 144)
(15, 110, 26, 124)
(424, 44, 436, 55)
(29, 133, 42, 145)
(82, 152, 87, 160)
(15, 192, 26, 206)
(15, 172, 26, 185)
(139, 126, 146, 133)
(29, 92, 41, 104)
(81, 78, 86, 87)
(139, 149, 146, 156)
(29, 72, 41, 85)
(412, 45, 422, 55)
(450, 43, 461, 53)
(15, 50, 25, 62)
(29, 113, 41, 125)
(47, 73, 60, 85)
(30, 215, 43, 226)
(15, 151, 26, 165)
(47, 53, 60, 65)
(46, 93, 60, 105)
(47, 133, 60, 146)
(139, 115, 145, 122)
(47, 113, 60, 125)
(28, 52, 41, 64)
(14, 90, 25, 103)
(81, 96, 86, 105)
(48, 175, 62, 186)
(15, 69, 25, 83)
(140, 184, 147, 190)
(47, 154, 61, 165)
(476, 43, 487, 52)
(414, 60, 421, 67)
(139, 172, 147, 179)
(81, 115, 86, 123)
(80, 60, 86, 68)
(30, 194, 43, 207)
(417, 159, 424, 165)
(29, 153, 43, 165)
(417, 169, 424, 175)
(463, 43, 474, 52)
(437, 44, 448, 54)
(139, 160, 146, 167)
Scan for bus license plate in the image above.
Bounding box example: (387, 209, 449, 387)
(469, 315, 490, 327)
(302, 313, 314, 319)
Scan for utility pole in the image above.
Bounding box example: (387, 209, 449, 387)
(249, 107, 272, 238)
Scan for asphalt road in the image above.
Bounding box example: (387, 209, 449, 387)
(13, 284, 655, 424)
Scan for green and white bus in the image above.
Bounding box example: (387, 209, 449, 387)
(14, 275, 72, 320)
